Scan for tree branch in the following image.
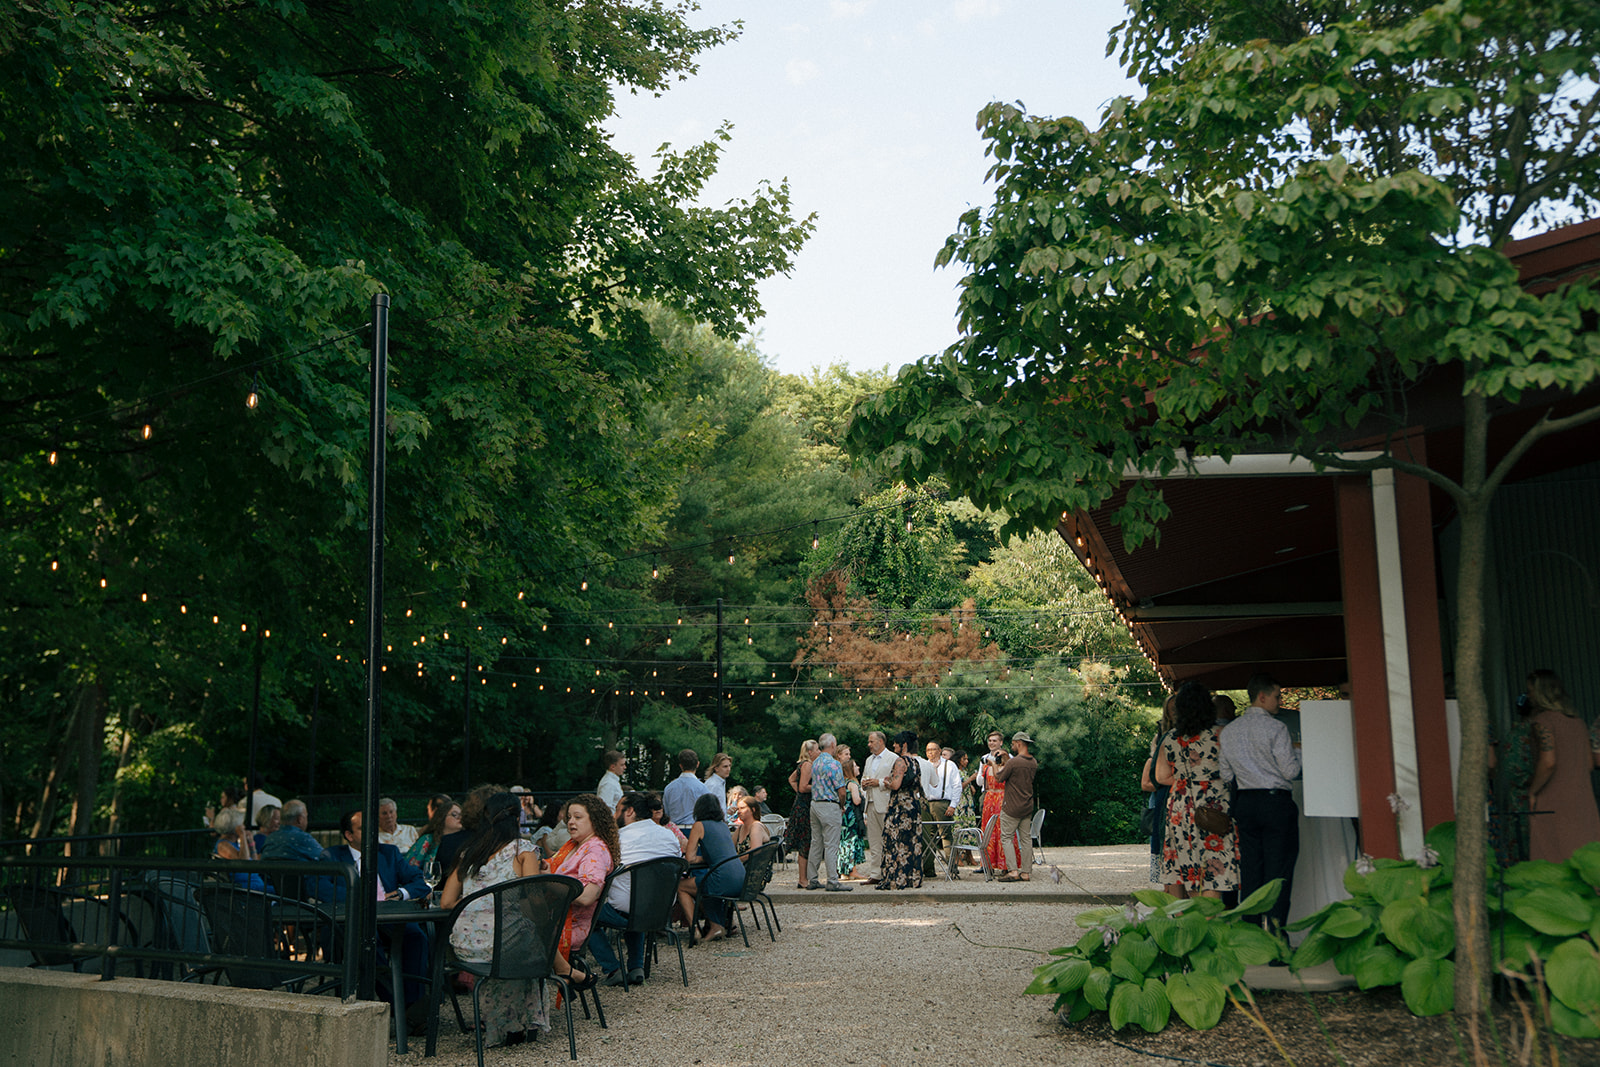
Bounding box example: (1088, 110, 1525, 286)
(1484, 397, 1600, 497)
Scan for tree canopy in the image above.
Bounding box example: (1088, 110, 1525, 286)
(845, 0, 1600, 1031)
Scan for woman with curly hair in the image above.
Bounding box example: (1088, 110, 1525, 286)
(1156, 682, 1239, 899)
(544, 793, 619, 970)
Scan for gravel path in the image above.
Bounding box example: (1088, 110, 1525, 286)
(391, 846, 1155, 1067)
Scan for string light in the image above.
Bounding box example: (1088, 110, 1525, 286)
(246, 376, 260, 409)
(141, 424, 152, 440)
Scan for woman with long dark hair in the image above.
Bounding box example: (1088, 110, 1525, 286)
(405, 797, 461, 868)
(1155, 682, 1239, 900)
(678, 792, 745, 943)
(439, 793, 569, 1046)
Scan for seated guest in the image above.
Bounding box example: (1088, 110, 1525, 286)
(212, 806, 272, 892)
(529, 801, 570, 858)
(540, 794, 616, 984)
(588, 791, 684, 986)
(678, 793, 744, 944)
(324, 809, 431, 1031)
(251, 804, 281, 854)
(725, 785, 749, 825)
(643, 792, 688, 851)
(260, 799, 325, 861)
(377, 797, 419, 852)
(405, 798, 462, 868)
(509, 786, 544, 831)
(440, 793, 591, 1046)
(731, 795, 770, 854)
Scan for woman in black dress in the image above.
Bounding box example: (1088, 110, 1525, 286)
(784, 739, 818, 889)
(876, 731, 923, 890)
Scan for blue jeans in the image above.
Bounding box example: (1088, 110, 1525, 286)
(585, 902, 642, 975)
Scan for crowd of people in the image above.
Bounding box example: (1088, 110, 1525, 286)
(201, 727, 1044, 1049)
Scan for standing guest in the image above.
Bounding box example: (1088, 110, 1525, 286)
(919, 741, 961, 878)
(1142, 695, 1179, 884)
(860, 731, 896, 884)
(262, 799, 326, 863)
(806, 734, 852, 891)
(876, 731, 923, 890)
(439, 793, 555, 1047)
(204, 783, 245, 829)
(950, 751, 979, 838)
(542, 794, 618, 982)
(596, 750, 626, 813)
(251, 805, 281, 854)
(244, 775, 281, 829)
(680, 793, 745, 942)
(405, 799, 462, 868)
(995, 731, 1039, 882)
(978, 733, 1010, 874)
(1219, 673, 1301, 932)
(703, 752, 732, 814)
(732, 795, 771, 854)
(1213, 694, 1238, 726)
(784, 740, 818, 890)
(837, 758, 867, 879)
(663, 749, 709, 830)
(508, 787, 543, 831)
(377, 797, 419, 853)
(1157, 682, 1240, 900)
(589, 791, 684, 986)
(1523, 669, 1600, 863)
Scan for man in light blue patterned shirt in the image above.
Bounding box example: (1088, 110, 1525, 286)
(1219, 673, 1301, 934)
(806, 734, 853, 891)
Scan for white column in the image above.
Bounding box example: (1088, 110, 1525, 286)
(1371, 470, 1425, 857)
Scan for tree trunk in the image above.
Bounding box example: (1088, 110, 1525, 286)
(28, 685, 92, 843)
(66, 682, 107, 856)
(104, 714, 137, 843)
(1451, 389, 1492, 1058)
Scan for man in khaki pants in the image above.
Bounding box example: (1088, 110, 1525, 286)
(995, 731, 1038, 882)
(859, 731, 895, 883)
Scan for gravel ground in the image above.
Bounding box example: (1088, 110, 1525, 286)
(390, 846, 1154, 1067)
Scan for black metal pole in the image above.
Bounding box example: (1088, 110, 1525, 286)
(359, 292, 389, 1001)
(462, 651, 472, 792)
(715, 597, 724, 754)
(245, 625, 264, 829)
(307, 683, 320, 798)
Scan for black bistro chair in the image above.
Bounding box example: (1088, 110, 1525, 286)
(594, 854, 689, 988)
(4, 884, 88, 971)
(192, 883, 340, 994)
(698, 841, 782, 948)
(435, 873, 605, 1064)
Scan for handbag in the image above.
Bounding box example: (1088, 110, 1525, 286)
(1139, 804, 1156, 838)
(1194, 804, 1233, 836)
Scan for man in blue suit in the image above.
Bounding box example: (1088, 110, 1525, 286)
(323, 809, 431, 1031)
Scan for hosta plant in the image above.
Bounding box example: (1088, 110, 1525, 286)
(1027, 881, 1285, 1032)
(1288, 823, 1600, 1037)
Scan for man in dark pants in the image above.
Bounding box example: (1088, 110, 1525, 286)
(1219, 673, 1301, 935)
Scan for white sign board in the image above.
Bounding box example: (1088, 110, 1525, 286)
(1298, 700, 1359, 817)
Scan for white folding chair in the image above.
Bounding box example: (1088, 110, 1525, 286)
(1030, 808, 1047, 864)
(760, 815, 788, 867)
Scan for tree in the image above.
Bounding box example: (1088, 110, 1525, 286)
(1, 0, 811, 830)
(846, 0, 1600, 1036)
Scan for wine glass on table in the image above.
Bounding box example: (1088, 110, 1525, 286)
(423, 859, 441, 907)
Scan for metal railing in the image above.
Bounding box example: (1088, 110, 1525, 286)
(0, 854, 359, 993)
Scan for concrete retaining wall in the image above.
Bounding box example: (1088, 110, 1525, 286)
(0, 967, 388, 1067)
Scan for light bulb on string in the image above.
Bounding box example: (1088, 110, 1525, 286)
(651, 558, 659, 579)
(811, 524, 819, 550)
(48, 448, 58, 466)
(141, 424, 152, 440)
(246, 376, 260, 410)
(581, 578, 588, 592)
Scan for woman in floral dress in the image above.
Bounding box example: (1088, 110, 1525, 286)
(977, 730, 1010, 872)
(837, 757, 867, 879)
(876, 732, 924, 890)
(1156, 682, 1239, 899)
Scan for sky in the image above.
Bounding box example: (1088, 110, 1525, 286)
(605, 0, 1138, 378)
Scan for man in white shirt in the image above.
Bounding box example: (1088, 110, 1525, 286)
(919, 741, 961, 878)
(859, 731, 896, 883)
(596, 750, 626, 814)
(588, 792, 683, 986)
(245, 776, 282, 829)
(376, 797, 419, 852)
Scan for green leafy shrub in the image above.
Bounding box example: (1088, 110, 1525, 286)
(1289, 824, 1600, 1036)
(1027, 881, 1285, 1032)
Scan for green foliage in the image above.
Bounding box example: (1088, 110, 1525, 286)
(1291, 827, 1600, 1032)
(1029, 884, 1287, 1032)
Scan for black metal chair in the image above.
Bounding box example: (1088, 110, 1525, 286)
(594, 855, 689, 988)
(699, 841, 782, 948)
(3, 884, 87, 970)
(192, 883, 340, 994)
(434, 873, 605, 1064)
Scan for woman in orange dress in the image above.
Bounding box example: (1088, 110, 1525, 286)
(978, 729, 1010, 872)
